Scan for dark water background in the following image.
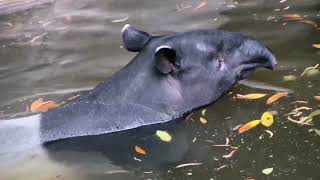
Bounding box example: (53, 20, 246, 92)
(0, 0, 319, 179)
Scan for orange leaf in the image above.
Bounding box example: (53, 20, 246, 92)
(134, 145, 147, 155)
(195, 0, 207, 10)
(314, 96, 320, 101)
(236, 93, 267, 100)
(30, 98, 44, 112)
(30, 98, 58, 113)
(36, 101, 58, 112)
(266, 92, 289, 105)
(312, 44, 320, 49)
(283, 14, 303, 21)
(238, 120, 261, 134)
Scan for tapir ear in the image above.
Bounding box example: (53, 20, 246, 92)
(155, 46, 180, 74)
(122, 24, 151, 52)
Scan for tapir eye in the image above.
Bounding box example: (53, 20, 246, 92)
(217, 59, 224, 69)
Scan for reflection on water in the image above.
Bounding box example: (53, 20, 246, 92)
(0, 0, 319, 179)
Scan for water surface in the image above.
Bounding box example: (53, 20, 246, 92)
(0, 0, 319, 179)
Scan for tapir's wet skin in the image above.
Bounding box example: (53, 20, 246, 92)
(0, 0, 320, 180)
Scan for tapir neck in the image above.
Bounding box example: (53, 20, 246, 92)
(40, 52, 187, 142)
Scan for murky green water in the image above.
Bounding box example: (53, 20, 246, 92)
(0, 0, 319, 179)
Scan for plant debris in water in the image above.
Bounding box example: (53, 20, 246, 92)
(156, 130, 172, 142)
(236, 93, 267, 100)
(266, 92, 288, 105)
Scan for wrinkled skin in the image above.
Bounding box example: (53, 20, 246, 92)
(1, 25, 277, 145)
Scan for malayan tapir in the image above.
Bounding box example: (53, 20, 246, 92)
(0, 24, 277, 153)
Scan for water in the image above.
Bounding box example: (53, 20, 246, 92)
(0, 0, 319, 179)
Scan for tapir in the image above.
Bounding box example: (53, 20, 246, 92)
(0, 24, 277, 153)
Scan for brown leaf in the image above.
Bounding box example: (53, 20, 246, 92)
(30, 98, 44, 112)
(312, 44, 320, 49)
(300, 20, 318, 28)
(283, 14, 303, 21)
(67, 94, 81, 101)
(134, 145, 147, 155)
(266, 92, 288, 105)
(236, 93, 267, 100)
(314, 96, 320, 101)
(30, 98, 58, 113)
(195, 0, 208, 10)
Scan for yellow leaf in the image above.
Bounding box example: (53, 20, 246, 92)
(261, 112, 274, 127)
(238, 120, 261, 134)
(156, 130, 172, 142)
(312, 44, 320, 49)
(134, 145, 146, 155)
(266, 92, 288, 105)
(199, 117, 208, 124)
(236, 93, 267, 100)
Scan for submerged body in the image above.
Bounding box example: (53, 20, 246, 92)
(0, 25, 277, 151)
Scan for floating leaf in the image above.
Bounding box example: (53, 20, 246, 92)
(111, 16, 129, 23)
(266, 92, 288, 105)
(305, 69, 319, 77)
(222, 149, 237, 159)
(200, 117, 208, 124)
(30, 98, 44, 112)
(262, 167, 273, 175)
(156, 130, 172, 142)
(314, 96, 320, 101)
(300, 20, 318, 28)
(236, 93, 267, 100)
(314, 129, 320, 136)
(195, 0, 208, 10)
(283, 14, 302, 21)
(264, 130, 274, 138)
(201, 109, 207, 116)
(261, 112, 274, 127)
(238, 120, 261, 134)
(312, 44, 320, 49)
(134, 145, 146, 155)
(30, 98, 58, 113)
(301, 64, 319, 77)
(283, 75, 297, 81)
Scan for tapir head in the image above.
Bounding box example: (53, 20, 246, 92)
(121, 24, 277, 116)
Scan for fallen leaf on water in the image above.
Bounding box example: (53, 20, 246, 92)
(200, 117, 208, 124)
(175, 162, 203, 168)
(30, 98, 44, 112)
(156, 130, 172, 142)
(111, 16, 129, 23)
(261, 112, 274, 127)
(312, 44, 320, 49)
(238, 120, 261, 134)
(283, 75, 297, 81)
(195, 0, 208, 10)
(134, 145, 146, 155)
(30, 98, 58, 112)
(264, 130, 274, 138)
(222, 149, 237, 159)
(300, 109, 320, 123)
(314, 129, 320, 136)
(283, 14, 302, 21)
(301, 64, 319, 77)
(266, 92, 288, 105)
(201, 109, 207, 116)
(236, 93, 267, 100)
(300, 20, 318, 28)
(314, 96, 320, 101)
(313, 129, 320, 136)
(262, 167, 273, 175)
(67, 94, 81, 101)
(214, 164, 227, 172)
